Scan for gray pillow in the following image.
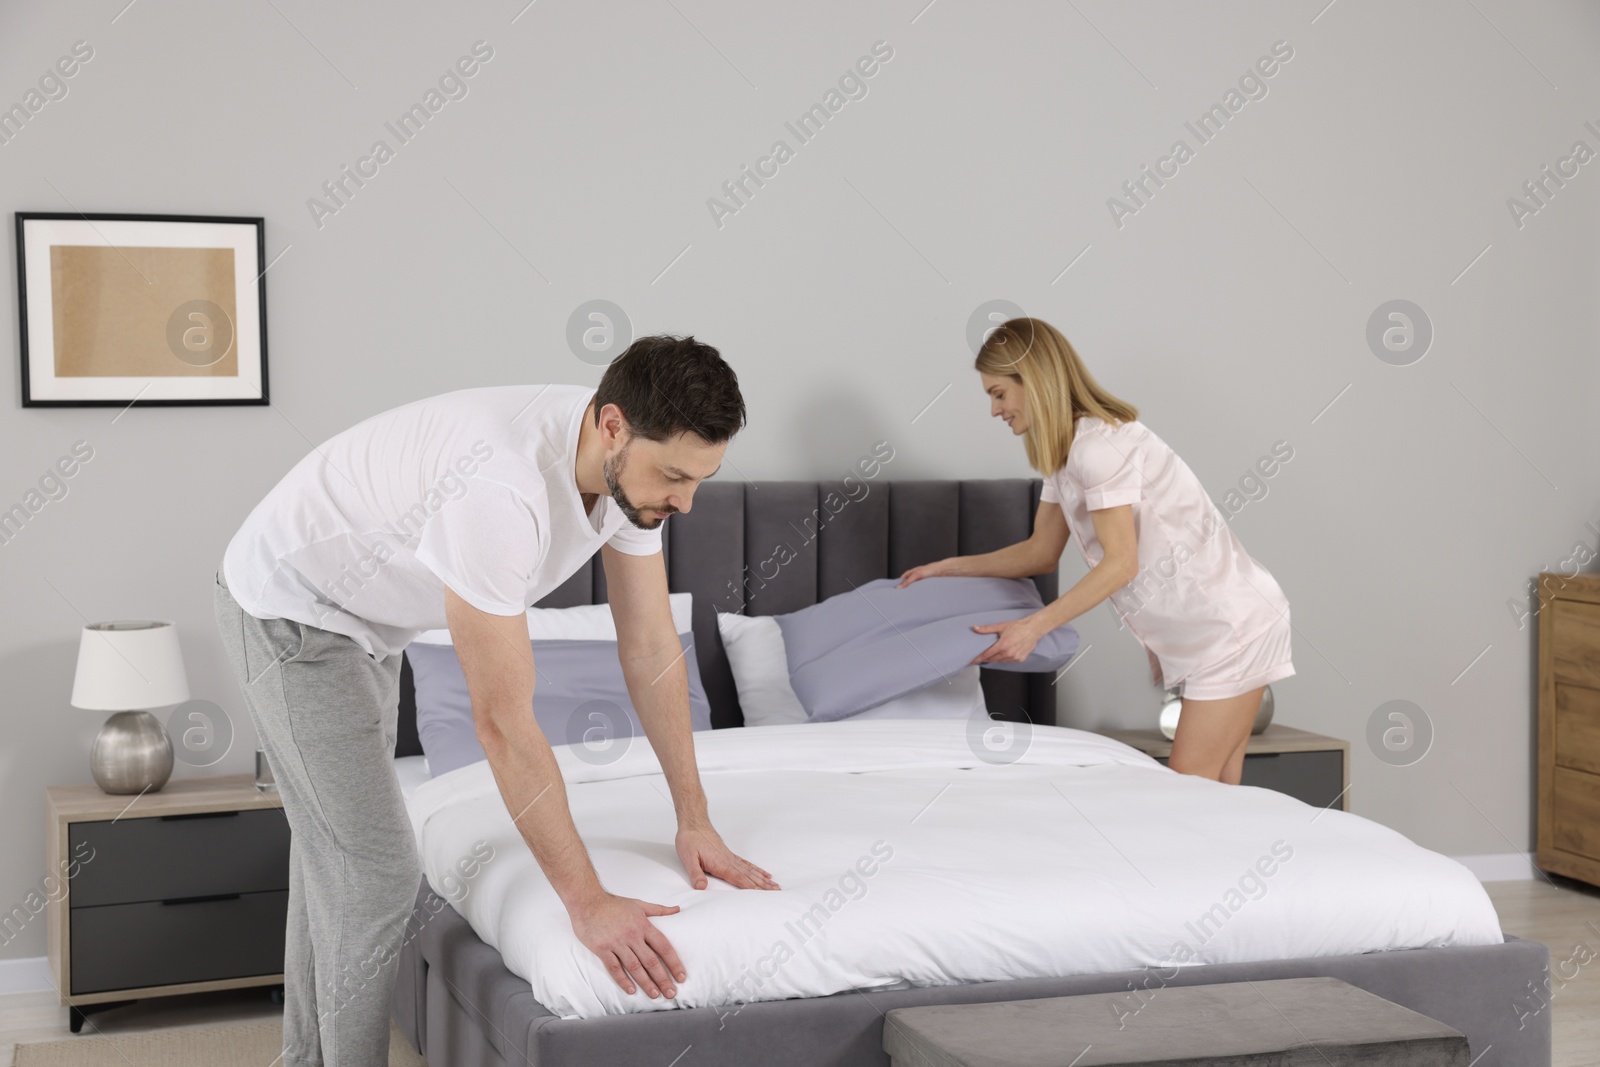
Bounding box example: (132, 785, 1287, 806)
(773, 576, 1080, 723)
(409, 634, 713, 777)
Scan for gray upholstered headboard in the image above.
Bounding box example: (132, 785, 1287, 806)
(395, 478, 1058, 755)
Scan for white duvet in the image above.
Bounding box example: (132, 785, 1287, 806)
(405, 719, 1504, 1020)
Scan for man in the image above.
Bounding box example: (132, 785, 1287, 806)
(214, 335, 777, 1067)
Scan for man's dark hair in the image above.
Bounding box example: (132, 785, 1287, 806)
(593, 334, 745, 445)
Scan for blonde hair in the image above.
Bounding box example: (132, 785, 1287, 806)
(974, 317, 1138, 476)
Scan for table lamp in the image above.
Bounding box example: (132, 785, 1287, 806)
(70, 621, 190, 794)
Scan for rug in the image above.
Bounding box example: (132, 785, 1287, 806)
(13, 1018, 427, 1066)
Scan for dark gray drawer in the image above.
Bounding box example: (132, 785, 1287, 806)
(69, 889, 288, 994)
(1240, 750, 1346, 809)
(1156, 749, 1346, 810)
(68, 808, 290, 908)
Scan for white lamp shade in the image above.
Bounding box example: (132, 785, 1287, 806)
(70, 621, 191, 711)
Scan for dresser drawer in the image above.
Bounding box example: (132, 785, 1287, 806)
(1555, 684, 1600, 775)
(1238, 750, 1346, 809)
(1552, 765, 1600, 858)
(1552, 601, 1600, 688)
(68, 808, 290, 908)
(69, 889, 288, 995)
(1153, 749, 1345, 809)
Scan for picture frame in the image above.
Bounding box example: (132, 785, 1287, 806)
(15, 212, 269, 407)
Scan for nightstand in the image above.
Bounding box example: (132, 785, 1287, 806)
(1097, 724, 1350, 810)
(46, 774, 290, 1032)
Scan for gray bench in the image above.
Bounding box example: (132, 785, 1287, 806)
(882, 977, 1470, 1066)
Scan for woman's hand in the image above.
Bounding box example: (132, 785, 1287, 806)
(897, 558, 958, 588)
(970, 615, 1046, 665)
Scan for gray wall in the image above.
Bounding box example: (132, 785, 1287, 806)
(2, 0, 1596, 961)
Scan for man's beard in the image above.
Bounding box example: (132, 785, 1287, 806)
(603, 441, 675, 530)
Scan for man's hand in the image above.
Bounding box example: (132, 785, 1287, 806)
(970, 614, 1045, 666)
(676, 823, 781, 891)
(447, 586, 680, 999)
(570, 891, 687, 1000)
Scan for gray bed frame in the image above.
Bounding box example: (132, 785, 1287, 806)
(386, 478, 1551, 1066)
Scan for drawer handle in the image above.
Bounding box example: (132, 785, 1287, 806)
(160, 893, 242, 906)
(159, 811, 241, 821)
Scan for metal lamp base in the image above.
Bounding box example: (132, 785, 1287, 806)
(90, 710, 174, 794)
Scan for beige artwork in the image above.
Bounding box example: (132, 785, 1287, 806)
(49, 245, 240, 377)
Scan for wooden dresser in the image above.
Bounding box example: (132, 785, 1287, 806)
(1537, 570, 1600, 887)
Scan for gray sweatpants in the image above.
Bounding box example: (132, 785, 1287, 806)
(214, 570, 419, 1067)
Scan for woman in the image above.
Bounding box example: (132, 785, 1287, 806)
(898, 317, 1293, 785)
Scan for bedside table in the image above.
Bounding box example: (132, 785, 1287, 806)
(46, 774, 290, 1032)
(1097, 724, 1350, 810)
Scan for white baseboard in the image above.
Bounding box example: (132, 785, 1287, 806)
(0, 956, 51, 995)
(1452, 851, 1539, 881)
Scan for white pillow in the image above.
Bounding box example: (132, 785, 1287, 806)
(849, 668, 987, 721)
(715, 613, 808, 726)
(715, 610, 988, 726)
(413, 592, 693, 645)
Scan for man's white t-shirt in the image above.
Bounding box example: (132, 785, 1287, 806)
(221, 384, 662, 658)
(1040, 415, 1289, 688)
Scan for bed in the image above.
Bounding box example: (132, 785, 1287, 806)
(384, 478, 1550, 1066)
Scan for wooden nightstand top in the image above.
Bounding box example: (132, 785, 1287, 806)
(1097, 723, 1349, 760)
(46, 773, 282, 823)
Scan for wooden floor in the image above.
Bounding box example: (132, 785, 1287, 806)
(1482, 873, 1600, 1066)
(1, 875, 1596, 1065)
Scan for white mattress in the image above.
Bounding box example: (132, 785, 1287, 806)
(394, 754, 430, 800)
(402, 719, 1504, 1020)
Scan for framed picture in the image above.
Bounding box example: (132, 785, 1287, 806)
(15, 212, 268, 407)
